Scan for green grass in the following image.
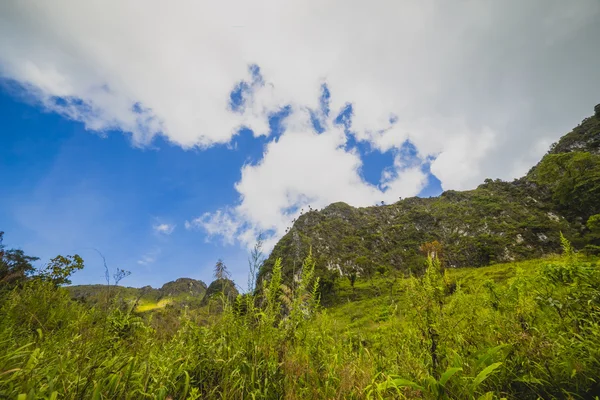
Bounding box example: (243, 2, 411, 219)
(447, 256, 561, 287)
(2, 252, 600, 399)
(325, 256, 565, 334)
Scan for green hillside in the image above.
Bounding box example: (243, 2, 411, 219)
(260, 105, 600, 294)
(67, 277, 207, 313)
(201, 278, 239, 304)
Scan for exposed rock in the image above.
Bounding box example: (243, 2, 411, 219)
(516, 234, 524, 244)
(547, 212, 560, 222)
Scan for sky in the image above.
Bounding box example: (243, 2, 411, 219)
(1, 0, 599, 289)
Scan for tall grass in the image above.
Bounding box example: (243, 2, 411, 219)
(1, 242, 600, 399)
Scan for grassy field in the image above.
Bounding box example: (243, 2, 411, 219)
(324, 256, 563, 333)
(2, 249, 600, 399)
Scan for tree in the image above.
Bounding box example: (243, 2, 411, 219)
(113, 268, 131, 286)
(532, 152, 600, 220)
(584, 214, 600, 255)
(214, 259, 230, 281)
(587, 214, 600, 232)
(343, 263, 358, 289)
(214, 259, 231, 295)
(0, 231, 39, 286)
(355, 255, 374, 280)
(37, 254, 85, 286)
(419, 240, 444, 263)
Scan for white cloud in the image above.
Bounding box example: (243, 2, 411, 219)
(1, 1, 598, 154)
(186, 209, 242, 245)
(137, 251, 158, 266)
(137, 255, 155, 266)
(430, 127, 497, 191)
(188, 108, 429, 249)
(153, 223, 175, 236)
(1, 1, 599, 248)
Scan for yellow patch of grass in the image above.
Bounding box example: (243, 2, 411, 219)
(135, 298, 172, 312)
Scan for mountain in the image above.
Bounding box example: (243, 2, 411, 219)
(525, 108, 600, 224)
(68, 277, 207, 309)
(260, 104, 600, 292)
(68, 284, 157, 304)
(201, 278, 239, 305)
(160, 277, 207, 297)
(546, 104, 600, 156)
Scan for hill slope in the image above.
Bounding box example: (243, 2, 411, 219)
(260, 104, 600, 290)
(68, 277, 207, 310)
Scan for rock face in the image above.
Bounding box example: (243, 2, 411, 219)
(260, 104, 600, 289)
(160, 278, 207, 297)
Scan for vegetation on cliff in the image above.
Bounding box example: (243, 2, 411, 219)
(261, 105, 600, 294)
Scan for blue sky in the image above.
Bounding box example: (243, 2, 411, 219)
(1, 1, 599, 288)
(0, 82, 440, 288)
(0, 87, 244, 287)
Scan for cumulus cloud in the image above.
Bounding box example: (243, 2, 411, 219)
(187, 106, 430, 249)
(186, 209, 242, 245)
(1, 0, 599, 247)
(153, 223, 175, 235)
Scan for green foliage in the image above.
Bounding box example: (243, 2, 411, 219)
(559, 231, 574, 259)
(160, 277, 207, 298)
(588, 214, 600, 232)
(262, 179, 575, 293)
(547, 106, 600, 155)
(370, 361, 502, 400)
(530, 151, 600, 221)
(2, 241, 600, 399)
(584, 214, 600, 255)
(36, 254, 84, 286)
(202, 278, 239, 307)
(0, 231, 39, 287)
